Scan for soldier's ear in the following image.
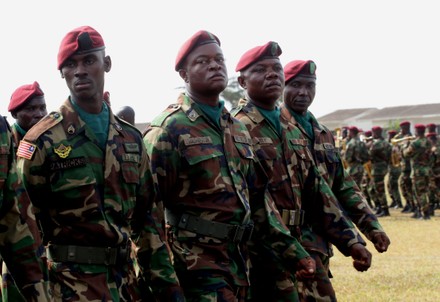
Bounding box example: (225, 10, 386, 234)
(60, 70, 65, 79)
(104, 56, 112, 72)
(179, 69, 189, 83)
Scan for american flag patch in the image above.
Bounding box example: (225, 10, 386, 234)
(17, 141, 37, 160)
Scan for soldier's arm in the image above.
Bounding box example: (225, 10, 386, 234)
(134, 130, 184, 301)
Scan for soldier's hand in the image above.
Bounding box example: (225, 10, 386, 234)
(371, 232, 391, 253)
(350, 243, 372, 272)
(295, 256, 316, 279)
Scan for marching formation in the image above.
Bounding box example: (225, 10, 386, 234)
(0, 26, 395, 301)
(337, 121, 439, 220)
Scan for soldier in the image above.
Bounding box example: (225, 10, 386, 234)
(387, 129, 403, 209)
(426, 123, 437, 135)
(360, 130, 375, 210)
(143, 30, 315, 301)
(427, 132, 440, 215)
(2, 81, 48, 301)
(16, 25, 184, 301)
(403, 124, 432, 219)
(231, 42, 369, 302)
(344, 126, 369, 188)
(0, 115, 50, 301)
(283, 60, 389, 301)
(7, 81, 47, 153)
(394, 121, 416, 213)
(369, 126, 392, 217)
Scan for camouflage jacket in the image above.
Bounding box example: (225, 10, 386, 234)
(279, 106, 385, 241)
(393, 132, 413, 173)
(403, 136, 432, 177)
(143, 94, 309, 289)
(430, 140, 440, 175)
(0, 116, 50, 301)
(231, 100, 364, 257)
(10, 123, 25, 156)
(16, 99, 183, 300)
(369, 137, 392, 176)
(344, 137, 367, 175)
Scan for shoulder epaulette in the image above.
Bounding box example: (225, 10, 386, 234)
(114, 115, 142, 136)
(24, 111, 63, 142)
(150, 104, 181, 127)
(230, 105, 244, 117)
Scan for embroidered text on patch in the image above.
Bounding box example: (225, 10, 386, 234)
(17, 141, 36, 160)
(184, 137, 212, 146)
(50, 157, 87, 171)
(234, 135, 252, 145)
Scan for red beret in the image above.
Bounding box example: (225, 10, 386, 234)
(372, 126, 383, 132)
(427, 132, 437, 138)
(399, 120, 410, 127)
(348, 126, 359, 133)
(364, 130, 372, 136)
(388, 129, 397, 135)
(175, 30, 220, 71)
(235, 41, 282, 72)
(414, 124, 426, 130)
(284, 60, 317, 83)
(57, 25, 105, 70)
(8, 81, 44, 112)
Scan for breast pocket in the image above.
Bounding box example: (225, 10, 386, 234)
(182, 144, 226, 194)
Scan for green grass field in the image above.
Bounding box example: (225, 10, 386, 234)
(330, 207, 440, 302)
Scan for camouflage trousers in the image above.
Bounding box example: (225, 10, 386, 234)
(248, 258, 299, 302)
(371, 174, 387, 207)
(388, 168, 402, 206)
(48, 261, 142, 301)
(412, 175, 430, 212)
(428, 173, 440, 206)
(361, 174, 374, 209)
(297, 251, 336, 302)
(398, 172, 415, 208)
(184, 283, 247, 302)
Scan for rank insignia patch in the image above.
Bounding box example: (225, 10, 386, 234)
(54, 144, 72, 158)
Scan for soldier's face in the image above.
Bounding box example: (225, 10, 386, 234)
(283, 75, 316, 115)
(181, 43, 228, 97)
(238, 58, 284, 109)
(12, 96, 47, 131)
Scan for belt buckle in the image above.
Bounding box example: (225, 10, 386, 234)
(231, 224, 254, 243)
(232, 225, 245, 243)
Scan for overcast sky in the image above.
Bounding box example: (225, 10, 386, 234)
(2, 1, 440, 124)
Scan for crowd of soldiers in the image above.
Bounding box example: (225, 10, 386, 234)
(337, 121, 440, 220)
(0, 26, 392, 301)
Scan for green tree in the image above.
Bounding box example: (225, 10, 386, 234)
(221, 77, 243, 108)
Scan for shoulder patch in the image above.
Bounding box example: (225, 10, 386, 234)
(150, 104, 181, 127)
(17, 140, 37, 160)
(25, 111, 63, 142)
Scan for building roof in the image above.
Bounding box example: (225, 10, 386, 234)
(318, 108, 378, 122)
(360, 103, 440, 119)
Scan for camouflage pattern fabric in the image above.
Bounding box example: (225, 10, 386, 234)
(369, 137, 392, 208)
(16, 99, 183, 301)
(0, 116, 50, 301)
(279, 106, 381, 301)
(428, 140, 440, 210)
(403, 136, 432, 214)
(394, 133, 415, 210)
(343, 137, 367, 187)
(143, 94, 310, 299)
(231, 100, 364, 302)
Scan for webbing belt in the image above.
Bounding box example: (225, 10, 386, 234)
(46, 243, 131, 266)
(166, 210, 254, 243)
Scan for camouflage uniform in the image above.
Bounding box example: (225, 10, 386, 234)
(16, 99, 183, 301)
(403, 136, 432, 219)
(388, 143, 403, 208)
(143, 94, 311, 301)
(280, 107, 383, 302)
(2, 123, 43, 302)
(394, 132, 416, 212)
(361, 139, 375, 209)
(428, 137, 440, 213)
(232, 100, 365, 302)
(343, 136, 367, 187)
(369, 136, 392, 216)
(0, 116, 50, 301)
